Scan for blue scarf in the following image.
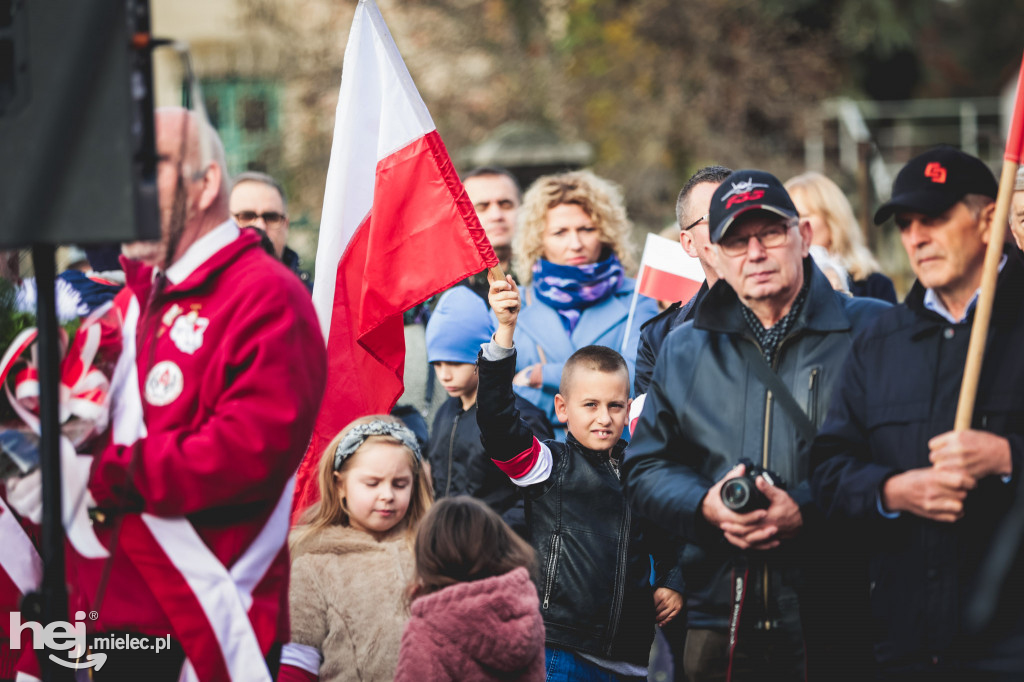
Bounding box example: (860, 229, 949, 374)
(532, 255, 624, 333)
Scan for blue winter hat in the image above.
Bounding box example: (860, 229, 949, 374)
(425, 286, 496, 364)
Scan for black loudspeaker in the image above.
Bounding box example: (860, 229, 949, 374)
(0, 0, 160, 248)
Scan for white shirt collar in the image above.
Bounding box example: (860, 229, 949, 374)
(923, 254, 1007, 324)
(164, 219, 239, 285)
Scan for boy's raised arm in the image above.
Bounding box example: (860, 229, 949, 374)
(477, 275, 552, 483)
(489, 274, 519, 349)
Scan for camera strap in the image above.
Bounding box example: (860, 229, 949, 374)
(738, 341, 817, 445)
(727, 561, 750, 682)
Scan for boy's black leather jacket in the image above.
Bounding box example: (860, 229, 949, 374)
(477, 348, 682, 666)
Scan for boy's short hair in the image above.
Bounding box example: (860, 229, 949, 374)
(559, 345, 629, 396)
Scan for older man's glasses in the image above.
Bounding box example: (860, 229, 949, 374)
(234, 211, 287, 226)
(718, 221, 794, 256)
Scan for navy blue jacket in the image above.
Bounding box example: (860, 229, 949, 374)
(811, 247, 1024, 675)
(633, 281, 708, 396)
(849, 271, 897, 304)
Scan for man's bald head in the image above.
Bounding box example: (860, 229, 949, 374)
(152, 107, 230, 267)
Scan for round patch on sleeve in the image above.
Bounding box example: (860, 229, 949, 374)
(144, 360, 184, 406)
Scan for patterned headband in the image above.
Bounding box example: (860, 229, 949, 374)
(334, 420, 422, 470)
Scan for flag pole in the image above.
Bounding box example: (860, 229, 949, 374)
(953, 52, 1024, 431)
(621, 263, 648, 357)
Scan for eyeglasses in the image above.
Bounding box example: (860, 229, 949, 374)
(234, 211, 287, 226)
(717, 221, 794, 256)
(683, 214, 708, 231)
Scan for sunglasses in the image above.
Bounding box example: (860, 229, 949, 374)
(233, 211, 287, 226)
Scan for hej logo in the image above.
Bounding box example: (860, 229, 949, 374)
(9, 610, 107, 671)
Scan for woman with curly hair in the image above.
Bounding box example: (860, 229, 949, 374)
(509, 169, 657, 434)
(784, 171, 897, 303)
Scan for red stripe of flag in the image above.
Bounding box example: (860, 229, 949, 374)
(1005, 51, 1024, 163)
(638, 266, 703, 304)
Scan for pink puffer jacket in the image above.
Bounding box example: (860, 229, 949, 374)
(394, 567, 545, 682)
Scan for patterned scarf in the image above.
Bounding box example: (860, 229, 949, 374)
(532, 254, 624, 333)
(741, 279, 809, 367)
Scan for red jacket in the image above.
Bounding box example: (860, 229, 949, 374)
(76, 226, 326, 646)
(394, 567, 546, 682)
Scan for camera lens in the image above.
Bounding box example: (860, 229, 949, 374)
(722, 478, 752, 511)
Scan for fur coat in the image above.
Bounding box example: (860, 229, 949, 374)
(393, 567, 545, 682)
(289, 524, 414, 681)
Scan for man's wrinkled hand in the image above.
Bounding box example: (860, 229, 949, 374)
(928, 429, 1012, 480)
(702, 464, 770, 550)
(882, 466, 976, 523)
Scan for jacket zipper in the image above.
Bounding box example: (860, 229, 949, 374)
(605, 459, 630, 651)
(807, 367, 820, 426)
(444, 412, 460, 497)
(542, 533, 560, 609)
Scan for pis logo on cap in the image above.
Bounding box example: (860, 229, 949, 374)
(924, 162, 947, 184)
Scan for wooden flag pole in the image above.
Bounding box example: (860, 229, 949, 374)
(487, 265, 507, 284)
(953, 53, 1024, 431)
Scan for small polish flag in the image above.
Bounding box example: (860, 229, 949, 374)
(620, 232, 704, 360)
(636, 232, 705, 304)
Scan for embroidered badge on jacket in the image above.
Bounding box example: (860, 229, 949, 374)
(145, 360, 184, 406)
(169, 311, 209, 355)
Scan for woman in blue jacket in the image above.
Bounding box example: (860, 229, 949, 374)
(510, 170, 658, 435)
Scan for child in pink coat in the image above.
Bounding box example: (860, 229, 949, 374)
(394, 497, 545, 682)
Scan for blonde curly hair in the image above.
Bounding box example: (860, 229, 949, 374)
(513, 169, 636, 284)
(784, 171, 882, 282)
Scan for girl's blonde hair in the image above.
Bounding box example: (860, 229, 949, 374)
(784, 171, 882, 282)
(291, 415, 433, 555)
(513, 169, 636, 284)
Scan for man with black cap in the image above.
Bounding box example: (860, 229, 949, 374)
(624, 170, 888, 680)
(811, 146, 1024, 680)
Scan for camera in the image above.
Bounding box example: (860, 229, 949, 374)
(720, 458, 784, 514)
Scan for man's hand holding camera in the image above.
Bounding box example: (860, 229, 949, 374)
(701, 463, 803, 551)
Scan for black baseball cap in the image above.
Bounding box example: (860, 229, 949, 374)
(874, 146, 997, 225)
(709, 170, 798, 243)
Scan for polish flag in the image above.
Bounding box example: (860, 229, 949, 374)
(294, 0, 497, 516)
(636, 232, 704, 304)
(621, 232, 704, 359)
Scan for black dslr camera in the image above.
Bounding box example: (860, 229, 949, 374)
(720, 458, 785, 514)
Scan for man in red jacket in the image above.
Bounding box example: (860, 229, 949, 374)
(8, 107, 326, 681)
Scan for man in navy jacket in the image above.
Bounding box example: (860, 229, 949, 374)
(811, 146, 1024, 680)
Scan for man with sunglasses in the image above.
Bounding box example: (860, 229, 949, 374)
(624, 170, 888, 680)
(230, 171, 312, 291)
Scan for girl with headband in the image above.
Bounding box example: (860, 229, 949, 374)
(278, 415, 433, 682)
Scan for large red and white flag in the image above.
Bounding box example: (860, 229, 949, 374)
(295, 0, 497, 514)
